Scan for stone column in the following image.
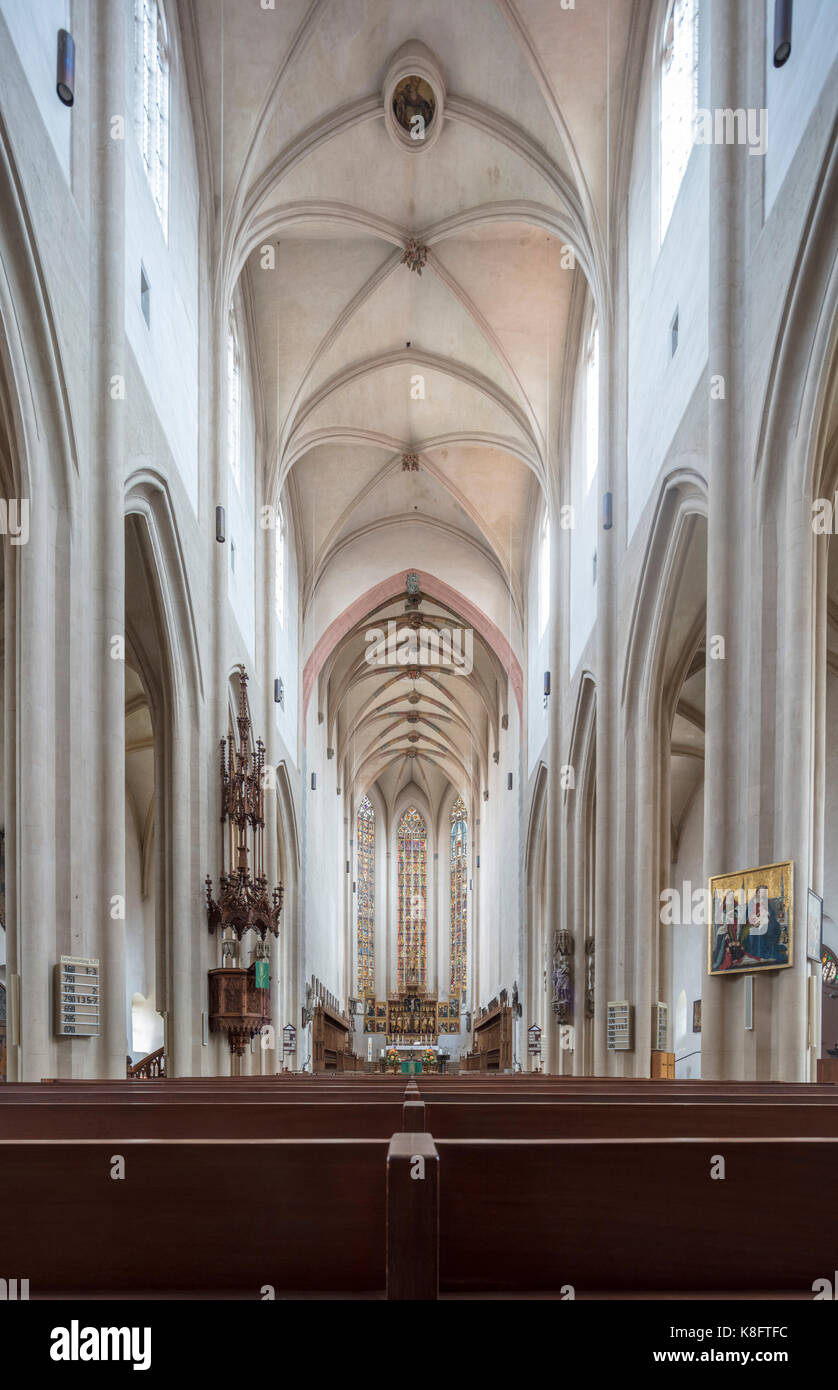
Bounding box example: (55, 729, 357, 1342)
(16, 494, 56, 1080)
(543, 513, 562, 1073)
(776, 462, 814, 1080)
(595, 311, 617, 1078)
(92, 0, 127, 1078)
(170, 721, 194, 1075)
(701, 0, 749, 1079)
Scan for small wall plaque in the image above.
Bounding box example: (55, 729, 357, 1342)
(54, 956, 100, 1038)
(607, 1000, 632, 1051)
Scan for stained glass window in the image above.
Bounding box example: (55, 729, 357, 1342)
(398, 807, 427, 989)
(450, 796, 467, 997)
(356, 796, 375, 998)
(823, 945, 838, 986)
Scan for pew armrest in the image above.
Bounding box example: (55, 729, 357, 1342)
(386, 1133, 439, 1301)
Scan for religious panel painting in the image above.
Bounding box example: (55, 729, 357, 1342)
(708, 860, 792, 976)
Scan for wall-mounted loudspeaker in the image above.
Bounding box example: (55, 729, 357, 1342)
(773, 0, 793, 67)
(57, 29, 75, 106)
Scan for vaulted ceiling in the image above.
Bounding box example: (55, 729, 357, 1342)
(186, 0, 642, 806)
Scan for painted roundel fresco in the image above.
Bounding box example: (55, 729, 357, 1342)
(392, 74, 436, 135)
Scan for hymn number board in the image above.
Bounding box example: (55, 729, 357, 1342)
(54, 956, 100, 1037)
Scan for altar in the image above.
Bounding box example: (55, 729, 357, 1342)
(379, 1043, 449, 1074)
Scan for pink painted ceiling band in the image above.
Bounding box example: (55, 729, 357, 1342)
(302, 570, 523, 732)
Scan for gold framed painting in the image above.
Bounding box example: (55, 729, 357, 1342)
(708, 860, 793, 976)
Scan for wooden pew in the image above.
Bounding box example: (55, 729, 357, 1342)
(0, 1138, 388, 1294)
(422, 1100, 838, 1138)
(436, 1136, 838, 1294)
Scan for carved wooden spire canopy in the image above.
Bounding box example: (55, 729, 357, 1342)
(205, 665, 283, 940)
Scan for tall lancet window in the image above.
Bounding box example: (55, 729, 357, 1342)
(585, 318, 599, 493)
(135, 0, 170, 233)
(227, 316, 241, 490)
(659, 0, 699, 241)
(398, 807, 427, 989)
(449, 796, 468, 997)
(538, 512, 550, 639)
(274, 502, 286, 629)
(356, 796, 375, 998)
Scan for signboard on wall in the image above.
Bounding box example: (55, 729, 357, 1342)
(54, 956, 100, 1038)
(607, 1000, 632, 1051)
(527, 1023, 542, 1055)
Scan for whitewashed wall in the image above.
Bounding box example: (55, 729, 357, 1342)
(124, 0, 200, 511)
(0, 0, 71, 178)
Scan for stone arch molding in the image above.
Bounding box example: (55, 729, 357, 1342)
(124, 470, 204, 720)
(0, 114, 77, 505)
(621, 468, 708, 715)
(755, 122, 838, 507)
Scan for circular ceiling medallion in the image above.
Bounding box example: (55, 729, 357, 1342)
(393, 76, 436, 134)
(383, 42, 446, 155)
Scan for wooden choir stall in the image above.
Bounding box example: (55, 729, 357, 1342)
(311, 1001, 361, 1073)
(463, 1001, 513, 1071)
